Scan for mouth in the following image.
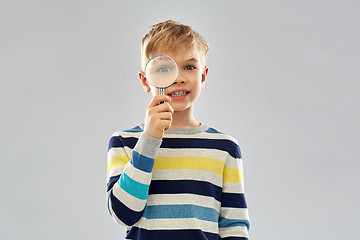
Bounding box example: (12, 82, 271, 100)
(167, 91, 190, 97)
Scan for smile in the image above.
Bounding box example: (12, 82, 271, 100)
(168, 91, 190, 96)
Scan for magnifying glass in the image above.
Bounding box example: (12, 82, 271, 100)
(144, 55, 178, 104)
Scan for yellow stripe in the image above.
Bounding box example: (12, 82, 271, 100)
(223, 166, 243, 183)
(154, 157, 224, 176)
(107, 155, 243, 182)
(107, 154, 130, 174)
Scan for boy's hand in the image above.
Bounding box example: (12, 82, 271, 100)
(144, 95, 174, 139)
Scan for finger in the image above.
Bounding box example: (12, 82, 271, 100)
(162, 119, 172, 131)
(157, 112, 173, 121)
(153, 102, 174, 113)
(148, 95, 171, 108)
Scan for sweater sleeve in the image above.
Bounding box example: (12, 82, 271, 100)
(218, 143, 250, 240)
(106, 132, 162, 227)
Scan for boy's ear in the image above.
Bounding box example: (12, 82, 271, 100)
(139, 71, 151, 92)
(201, 66, 209, 88)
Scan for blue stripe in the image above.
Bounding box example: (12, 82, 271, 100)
(221, 193, 247, 208)
(206, 127, 223, 134)
(109, 190, 143, 226)
(122, 125, 143, 132)
(119, 173, 149, 200)
(130, 150, 154, 173)
(121, 125, 223, 134)
(126, 226, 219, 240)
(111, 136, 241, 159)
(219, 217, 250, 231)
(143, 204, 219, 222)
(149, 180, 222, 202)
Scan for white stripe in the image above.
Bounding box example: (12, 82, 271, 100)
(157, 147, 228, 160)
(225, 157, 243, 169)
(113, 129, 239, 143)
(133, 217, 219, 234)
(223, 182, 245, 194)
(123, 162, 152, 185)
(112, 131, 141, 138)
(219, 225, 249, 238)
(111, 183, 147, 212)
(164, 132, 237, 141)
(107, 147, 131, 160)
(109, 145, 237, 162)
(108, 165, 125, 179)
(220, 207, 249, 220)
(147, 193, 221, 211)
(152, 169, 223, 187)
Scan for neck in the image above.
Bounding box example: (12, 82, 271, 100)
(170, 105, 200, 128)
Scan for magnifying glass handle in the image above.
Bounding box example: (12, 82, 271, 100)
(159, 88, 165, 104)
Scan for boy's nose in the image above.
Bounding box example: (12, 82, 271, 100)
(174, 74, 186, 84)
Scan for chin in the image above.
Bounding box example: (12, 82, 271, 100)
(171, 103, 192, 112)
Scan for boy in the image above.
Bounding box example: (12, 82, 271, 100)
(106, 20, 250, 240)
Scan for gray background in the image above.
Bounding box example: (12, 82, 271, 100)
(1, 0, 359, 239)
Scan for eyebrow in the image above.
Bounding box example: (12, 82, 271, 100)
(186, 57, 199, 62)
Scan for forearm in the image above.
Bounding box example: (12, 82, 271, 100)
(219, 146, 250, 239)
(107, 132, 162, 226)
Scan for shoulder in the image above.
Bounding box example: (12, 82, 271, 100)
(111, 124, 143, 138)
(202, 125, 242, 159)
(108, 124, 143, 149)
(204, 125, 239, 145)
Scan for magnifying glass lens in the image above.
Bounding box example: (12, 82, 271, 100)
(145, 55, 178, 89)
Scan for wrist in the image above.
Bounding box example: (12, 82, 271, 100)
(134, 132, 163, 159)
(144, 127, 164, 140)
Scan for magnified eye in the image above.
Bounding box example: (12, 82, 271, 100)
(158, 66, 172, 72)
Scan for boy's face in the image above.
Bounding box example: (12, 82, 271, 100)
(140, 49, 208, 112)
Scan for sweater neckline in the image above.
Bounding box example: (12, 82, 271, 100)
(138, 122, 208, 135)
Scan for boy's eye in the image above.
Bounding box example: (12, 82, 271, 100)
(158, 66, 172, 72)
(185, 65, 195, 70)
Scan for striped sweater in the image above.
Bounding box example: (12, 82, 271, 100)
(106, 123, 250, 240)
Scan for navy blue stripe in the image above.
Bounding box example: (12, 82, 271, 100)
(109, 189, 143, 226)
(108, 136, 120, 151)
(221, 193, 247, 208)
(110, 136, 241, 159)
(163, 138, 241, 159)
(107, 135, 122, 151)
(149, 180, 222, 202)
(108, 135, 139, 151)
(107, 174, 120, 192)
(126, 226, 219, 240)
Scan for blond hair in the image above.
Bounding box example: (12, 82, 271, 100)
(141, 20, 209, 70)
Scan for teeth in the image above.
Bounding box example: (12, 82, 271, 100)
(170, 91, 188, 96)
